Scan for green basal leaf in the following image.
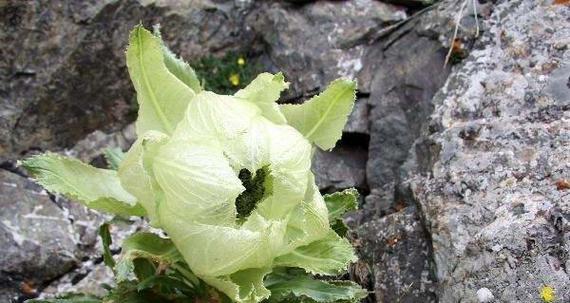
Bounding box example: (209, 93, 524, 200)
(153, 25, 202, 94)
(126, 25, 195, 136)
(330, 219, 349, 238)
(323, 188, 359, 221)
(280, 79, 357, 150)
(136, 275, 193, 293)
(274, 231, 357, 276)
(323, 188, 359, 237)
(264, 268, 367, 303)
(25, 294, 101, 303)
(104, 281, 166, 303)
(235, 72, 289, 124)
(202, 268, 272, 303)
(115, 232, 184, 283)
(104, 147, 125, 170)
(99, 223, 116, 269)
(20, 153, 145, 217)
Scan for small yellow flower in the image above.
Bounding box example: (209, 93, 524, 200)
(237, 57, 246, 66)
(229, 73, 240, 86)
(540, 285, 555, 303)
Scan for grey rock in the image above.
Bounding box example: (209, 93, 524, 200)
(250, 0, 406, 99)
(476, 287, 495, 303)
(381, 0, 435, 8)
(0, 170, 78, 301)
(361, 0, 486, 222)
(364, 1, 464, 192)
(67, 123, 136, 166)
(404, 0, 570, 301)
(546, 65, 570, 104)
(41, 261, 113, 299)
(40, 218, 147, 300)
(345, 98, 370, 135)
(356, 207, 437, 302)
(0, 0, 254, 162)
(313, 141, 368, 193)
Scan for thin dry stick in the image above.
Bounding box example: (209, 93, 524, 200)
(473, 0, 480, 37)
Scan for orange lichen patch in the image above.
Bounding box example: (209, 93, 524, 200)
(451, 39, 465, 56)
(393, 200, 407, 212)
(386, 235, 402, 247)
(20, 281, 36, 296)
(553, 0, 570, 5)
(555, 179, 570, 190)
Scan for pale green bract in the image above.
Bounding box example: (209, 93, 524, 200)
(21, 25, 360, 303)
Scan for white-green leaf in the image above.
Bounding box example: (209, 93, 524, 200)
(274, 231, 357, 276)
(255, 123, 312, 220)
(265, 268, 368, 303)
(279, 79, 357, 150)
(235, 72, 289, 124)
(172, 91, 259, 143)
(153, 25, 202, 94)
(20, 153, 144, 217)
(115, 232, 183, 283)
(153, 139, 244, 225)
(118, 131, 168, 226)
(103, 147, 125, 170)
(282, 174, 329, 251)
(126, 25, 195, 136)
(202, 268, 271, 303)
(158, 204, 272, 277)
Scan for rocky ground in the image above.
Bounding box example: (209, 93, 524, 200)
(1, 0, 568, 302)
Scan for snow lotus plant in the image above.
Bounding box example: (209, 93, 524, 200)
(22, 25, 366, 303)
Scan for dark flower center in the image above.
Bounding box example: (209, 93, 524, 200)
(235, 166, 270, 219)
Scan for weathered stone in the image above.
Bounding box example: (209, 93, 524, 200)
(34, 210, 147, 301)
(0, 0, 255, 162)
(41, 262, 113, 299)
(345, 98, 370, 135)
(363, 1, 465, 192)
(250, 0, 406, 100)
(40, 217, 147, 300)
(67, 123, 136, 165)
(403, 0, 570, 301)
(313, 139, 368, 193)
(381, 0, 435, 8)
(356, 206, 437, 302)
(0, 170, 78, 302)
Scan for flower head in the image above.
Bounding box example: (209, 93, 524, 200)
(21, 25, 359, 303)
(229, 73, 240, 86)
(540, 285, 555, 303)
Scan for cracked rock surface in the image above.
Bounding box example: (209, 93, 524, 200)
(0, 170, 78, 302)
(402, 0, 570, 301)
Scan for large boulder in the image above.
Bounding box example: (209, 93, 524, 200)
(357, 206, 437, 303)
(351, 1, 475, 299)
(0, 0, 254, 162)
(249, 0, 407, 100)
(0, 170, 78, 302)
(402, 0, 570, 301)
